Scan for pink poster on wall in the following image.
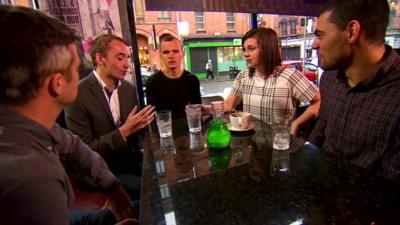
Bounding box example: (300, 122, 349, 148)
(106, 0, 113, 7)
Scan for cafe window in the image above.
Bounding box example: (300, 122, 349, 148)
(280, 21, 288, 36)
(195, 12, 205, 31)
(217, 47, 243, 63)
(134, 0, 145, 23)
(158, 11, 171, 21)
(226, 12, 235, 31)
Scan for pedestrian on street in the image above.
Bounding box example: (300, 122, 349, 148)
(205, 59, 215, 80)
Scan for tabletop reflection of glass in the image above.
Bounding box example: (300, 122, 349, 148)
(152, 122, 254, 184)
(141, 118, 298, 224)
(141, 118, 400, 225)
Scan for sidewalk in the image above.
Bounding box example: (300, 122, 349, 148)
(200, 79, 234, 99)
(199, 73, 237, 84)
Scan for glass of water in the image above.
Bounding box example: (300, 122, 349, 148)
(273, 126, 290, 150)
(271, 108, 293, 176)
(272, 108, 294, 150)
(156, 110, 172, 137)
(185, 104, 202, 133)
(211, 101, 224, 120)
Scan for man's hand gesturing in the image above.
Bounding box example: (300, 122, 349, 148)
(119, 105, 155, 138)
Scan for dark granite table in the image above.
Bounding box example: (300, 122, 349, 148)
(140, 118, 400, 225)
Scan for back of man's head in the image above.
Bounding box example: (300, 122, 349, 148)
(0, 5, 79, 105)
(321, 0, 389, 43)
(89, 34, 127, 68)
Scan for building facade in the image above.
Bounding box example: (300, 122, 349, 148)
(3, 0, 400, 79)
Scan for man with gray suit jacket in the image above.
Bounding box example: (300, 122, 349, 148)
(65, 34, 155, 201)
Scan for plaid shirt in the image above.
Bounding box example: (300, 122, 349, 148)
(309, 45, 400, 183)
(232, 66, 317, 123)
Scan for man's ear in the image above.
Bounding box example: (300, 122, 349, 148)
(48, 73, 63, 97)
(346, 20, 361, 44)
(95, 52, 104, 66)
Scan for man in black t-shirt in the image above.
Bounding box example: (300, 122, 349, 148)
(146, 35, 202, 118)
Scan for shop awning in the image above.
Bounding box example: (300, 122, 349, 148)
(145, 0, 325, 17)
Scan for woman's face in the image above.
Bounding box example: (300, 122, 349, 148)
(243, 37, 261, 69)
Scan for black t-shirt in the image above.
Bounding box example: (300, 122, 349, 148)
(146, 70, 202, 118)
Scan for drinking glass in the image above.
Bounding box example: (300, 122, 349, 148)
(211, 101, 224, 119)
(185, 104, 202, 133)
(271, 114, 291, 176)
(272, 109, 294, 151)
(156, 110, 172, 137)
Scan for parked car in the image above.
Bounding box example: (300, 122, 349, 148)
(306, 57, 324, 83)
(282, 60, 320, 85)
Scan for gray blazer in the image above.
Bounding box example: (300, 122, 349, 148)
(65, 72, 141, 175)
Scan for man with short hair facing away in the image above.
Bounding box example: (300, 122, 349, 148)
(65, 34, 155, 202)
(146, 35, 202, 119)
(310, 0, 400, 183)
(0, 5, 137, 225)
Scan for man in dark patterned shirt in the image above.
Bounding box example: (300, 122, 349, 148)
(310, 0, 400, 183)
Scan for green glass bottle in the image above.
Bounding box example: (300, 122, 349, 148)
(207, 119, 231, 149)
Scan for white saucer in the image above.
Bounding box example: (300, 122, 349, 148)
(227, 122, 256, 132)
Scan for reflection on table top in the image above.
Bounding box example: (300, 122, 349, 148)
(140, 118, 400, 225)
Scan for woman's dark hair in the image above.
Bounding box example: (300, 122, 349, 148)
(242, 27, 282, 77)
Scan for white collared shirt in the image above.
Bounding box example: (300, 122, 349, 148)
(93, 70, 122, 126)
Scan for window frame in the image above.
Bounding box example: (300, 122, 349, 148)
(289, 19, 297, 35)
(158, 11, 171, 21)
(195, 11, 205, 31)
(134, 0, 145, 23)
(280, 21, 288, 36)
(226, 12, 235, 31)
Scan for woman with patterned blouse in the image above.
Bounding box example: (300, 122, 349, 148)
(225, 27, 320, 136)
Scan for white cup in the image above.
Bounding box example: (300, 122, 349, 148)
(229, 112, 252, 129)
